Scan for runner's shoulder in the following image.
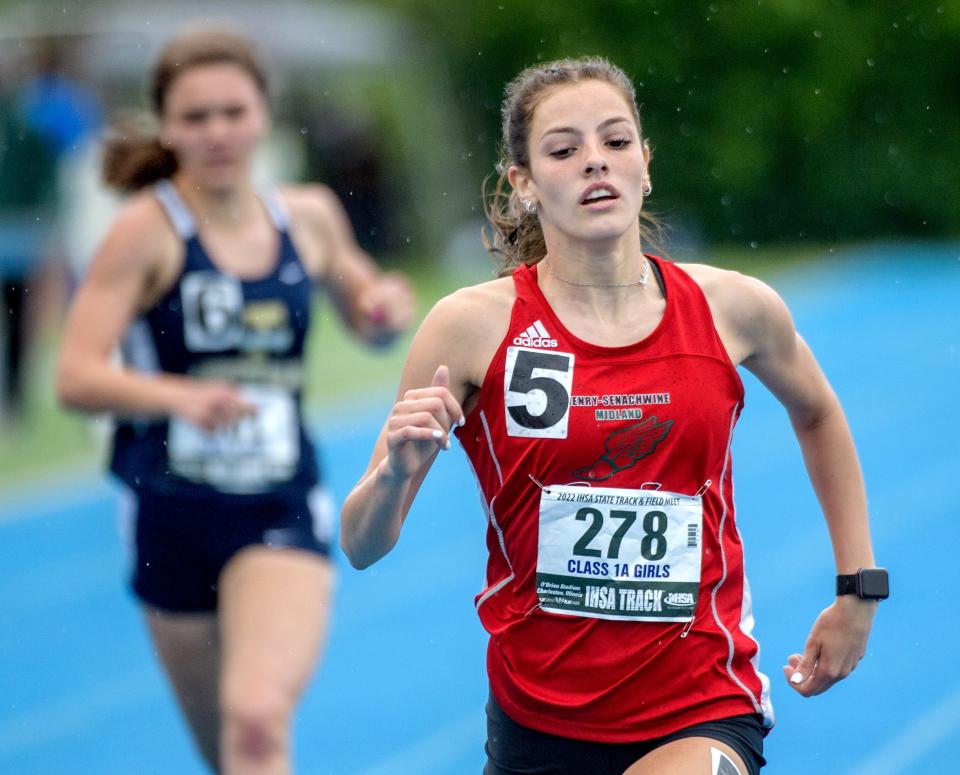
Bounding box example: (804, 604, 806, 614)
(278, 183, 346, 231)
(429, 275, 515, 329)
(676, 260, 765, 294)
(678, 261, 789, 330)
(97, 190, 179, 271)
(113, 189, 176, 235)
(416, 275, 515, 357)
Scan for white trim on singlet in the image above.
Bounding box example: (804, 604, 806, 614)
(121, 319, 159, 374)
(258, 187, 290, 230)
(475, 495, 515, 609)
(115, 485, 138, 578)
(153, 180, 196, 238)
(154, 180, 290, 236)
(461, 451, 490, 517)
(308, 486, 335, 545)
(473, 410, 515, 609)
(477, 571, 515, 608)
(710, 405, 765, 716)
(479, 410, 504, 487)
(741, 572, 776, 727)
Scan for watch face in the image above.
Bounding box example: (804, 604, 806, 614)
(859, 569, 889, 599)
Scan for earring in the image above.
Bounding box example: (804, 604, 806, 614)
(523, 199, 538, 214)
(642, 181, 652, 197)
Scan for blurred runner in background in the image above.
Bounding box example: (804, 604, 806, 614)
(57, 27, 413, 774)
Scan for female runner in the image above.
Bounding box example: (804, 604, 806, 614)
(340, 57, 883, 774)
(57, 28, 413, 774)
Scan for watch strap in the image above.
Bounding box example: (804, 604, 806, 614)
(836, 574, 858, 596)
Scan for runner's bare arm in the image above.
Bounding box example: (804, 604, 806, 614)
(286, 184, 413, 346)
(56, 197, 254, 431)
(727, 273, 877, 697)
(340, 289, 487, 569)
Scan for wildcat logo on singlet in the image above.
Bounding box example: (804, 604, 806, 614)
(573, 417, 673, 481)
(181, 271, 294, 353)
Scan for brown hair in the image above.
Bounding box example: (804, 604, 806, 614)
(483, 57, 664, 276)
(102, 28, 268, 192)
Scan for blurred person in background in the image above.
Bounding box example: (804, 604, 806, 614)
(56, 27, 413, 775)
(341, 57, 884, 774)
(17, 37, 107, 288)
(0, 90, 54, 424)
(16, 38, 103, 160)
(0, 41, 83, 424)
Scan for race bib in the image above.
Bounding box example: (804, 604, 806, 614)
(536, 483, 702, 621)
(168, 385, 300, 493)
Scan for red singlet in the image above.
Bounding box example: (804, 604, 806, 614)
(455, 257, 773, 742)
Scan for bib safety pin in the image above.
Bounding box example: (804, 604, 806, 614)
(528, 474, 551, 495)
(695, 480, 713, 497)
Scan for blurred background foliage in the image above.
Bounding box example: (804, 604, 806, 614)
(0, 0, 957, 485)
(381, 0, 960, 246)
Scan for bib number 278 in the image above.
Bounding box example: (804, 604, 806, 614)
(504, 346, 574, 439)
(573, 507, 668, 561)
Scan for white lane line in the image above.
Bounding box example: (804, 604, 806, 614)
(0, 397, 392, 526)
(350, 709, 483, 775)
(0, 669, 163, 758)
(0, 477, 114, 525)
(747, 452, 959, 606)
(848, 681, 960, 775)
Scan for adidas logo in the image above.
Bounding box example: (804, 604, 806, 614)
(513, 319, 558, 348)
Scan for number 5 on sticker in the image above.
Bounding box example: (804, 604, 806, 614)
(504, 347, 574, 438)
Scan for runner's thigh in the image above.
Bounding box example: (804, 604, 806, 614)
(218, 545, 334, 697)
(623, 736, 750, 775)
(144, 606, 220, 766)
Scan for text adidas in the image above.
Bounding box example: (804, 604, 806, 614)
(512, 335, 558, 348)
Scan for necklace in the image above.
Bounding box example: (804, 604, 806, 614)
(544, 258, 649, 289)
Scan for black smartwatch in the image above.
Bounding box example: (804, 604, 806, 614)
(836, 568, 889, 600)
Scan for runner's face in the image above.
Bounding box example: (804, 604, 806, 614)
(511, 80, 650, 250)
(161, 63, 267, 192)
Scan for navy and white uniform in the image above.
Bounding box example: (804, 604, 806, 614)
(113, 180, 332, 612)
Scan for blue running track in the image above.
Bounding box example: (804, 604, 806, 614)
(1, 244, 957, 774)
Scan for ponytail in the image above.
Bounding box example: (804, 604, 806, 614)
(482, 165, 547, 277)
(101, 121, 177, 193)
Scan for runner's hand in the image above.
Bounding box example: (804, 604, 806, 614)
(170, 381, 257, 433)
(381, 365, 464, 480)
(359, 272, 415, 342)
(783, 596, 876, 696)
